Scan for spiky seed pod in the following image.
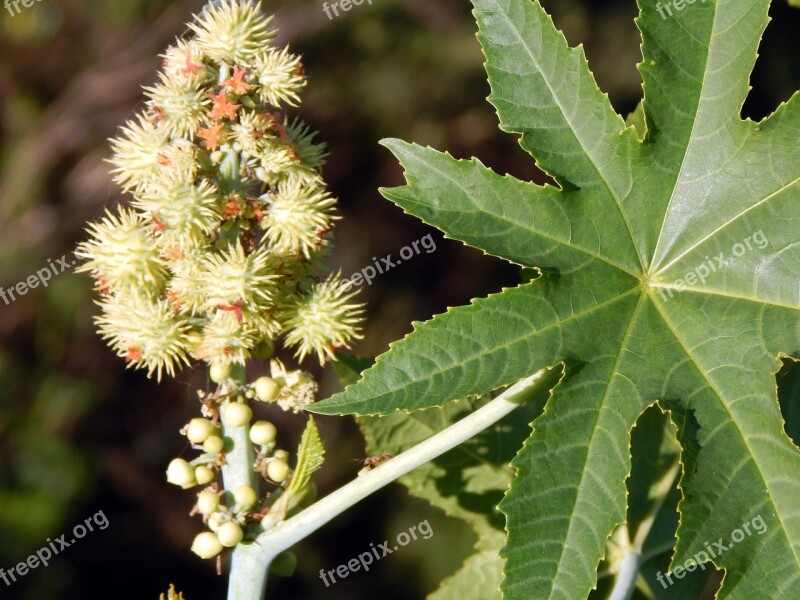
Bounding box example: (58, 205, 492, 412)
(160, 39, 215, 88)
(260, 179, 338, 259)
(253, 47, 305, 107)
(199, 241, 277, 318)
(76, 208, 167, 295)
(252, 140, 303, 184)
(165, 241, 209, 314)
(108, 116, 171, 193)
(135, 175, 221, 240)
(279, 275, 364, 364)
(189, 0, 275, 65)
(144, 73, 210, 138)
(230, 111, 273, 156)
(194, 310, 258, 366)
(155, 140, 201, 187)
(96, 292, 192, 381)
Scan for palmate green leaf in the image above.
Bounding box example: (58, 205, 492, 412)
(312, 0, 799, 599)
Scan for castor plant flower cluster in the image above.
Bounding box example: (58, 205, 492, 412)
(77, 0, 364, 382)
(76, 0, 362, 564)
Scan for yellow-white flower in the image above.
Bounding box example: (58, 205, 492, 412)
(144, 72, 209, 138)
(279, 275, 364, 364)
(260, 179, 337, 259)
(160, 38, 215, 88)
(269, 359, 318, 413)
(252, 140, 302, 184)
(96, 292, 192, 381)
(135, 175, 220, 240)
(165, 241, 210, 314)
(76, 207, 167, 295)
(108, 116, 171, 193)
(200, 241, 277, 318)
(229, 111, 273, 156)
(194, 310, 258, 365)
(253, 47, 305, 107)
(189, 0, 275, 65)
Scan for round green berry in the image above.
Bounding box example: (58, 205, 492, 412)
(273, 449, 289, 462)
(166, 458, 196, 488)
(254, 377, 279, 403)
(197, 490, 220, 515)
(234, 484, 258, 508)
(194, 465, 216, 485)
(217, 521, 244, 548)
(191, 531, 223, 559)
(250, 421, 277, 446)
(223, 402, 252, 427)
(252, 340, 274, 360)
(203, 435, 225, 455)
(186, 418, 216, 444)
(267, 459, 290, 483)
(209, 362, 232, 383)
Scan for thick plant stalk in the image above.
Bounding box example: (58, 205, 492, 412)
(227, 368, 554, 600)
(607, 545, 640, 600)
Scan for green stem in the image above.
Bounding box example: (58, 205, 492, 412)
(219, 367, 257, 501)
(226, 368, 554, 600)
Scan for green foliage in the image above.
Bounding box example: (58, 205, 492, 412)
(313, 0, 800, 598)
(287, 416, 326, 499)
(336, 355, 563, 598)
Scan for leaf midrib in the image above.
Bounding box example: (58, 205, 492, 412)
(653, 175, 800, 276)
(512, 292, 649, 599)
(652, 297, 800, 577)
(328, 285, 642, 410)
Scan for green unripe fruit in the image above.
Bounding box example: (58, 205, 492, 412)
(223, 402, 252, 427)
(203, 435, 225, 455)
(195, 465, 216, 485)
(254, 377, 280, 403)
(186, 418, 216, 444)
(197, 490, 220, 515)
(217, 521, 244, 548)
(252, 340, 274, 360)
(270, 552, 298, 577)
(167, 458, 196, 487)
(234, 484, 258, 508)
(210, 362, 232, 383)
(267, 459, 290, 483)
(273, 449, 289, 462)
(250, 421, 277, 446)
(191, 531, 223, 559)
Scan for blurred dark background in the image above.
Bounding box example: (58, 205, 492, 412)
(0, 1, 797, 598)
